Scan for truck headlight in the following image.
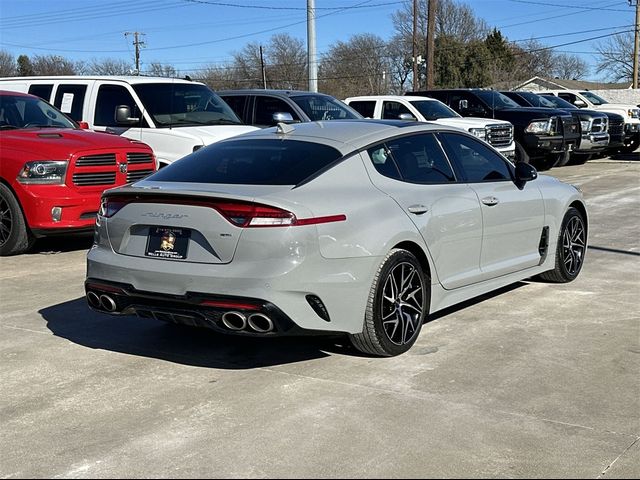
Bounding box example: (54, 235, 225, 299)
(17, 161, 68, 184)
(468, 128, 487, 140)
(526, 119, 552, 134)
(628, 108, 640, 119)
(580, 120, 591, 132)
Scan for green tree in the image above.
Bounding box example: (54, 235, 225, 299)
(17, 55, 34, 76)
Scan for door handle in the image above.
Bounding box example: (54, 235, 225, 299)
(481, 196, 500, 206)
(407, 204, 429, 215)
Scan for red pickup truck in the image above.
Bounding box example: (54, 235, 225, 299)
(1, 90, 156, 255)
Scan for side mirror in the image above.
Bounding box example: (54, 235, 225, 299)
(397, 113, 417, 121)
(115, 105, 140, 125)
(514, 162, 538, 188)
(77, 121, 89, 130)
(573, 99, 587, 108)
(272, 112, 294, 124)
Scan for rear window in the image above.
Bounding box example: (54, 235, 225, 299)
(149, 139, 343, 185)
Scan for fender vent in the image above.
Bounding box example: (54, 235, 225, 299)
(538, 226, 550, 264)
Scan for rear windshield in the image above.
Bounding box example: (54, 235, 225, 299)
(291, 95, 362, 121)
(148, 139, 343, 185)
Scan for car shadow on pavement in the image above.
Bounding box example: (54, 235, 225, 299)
(608, 152, 640, 161)
(40, 298, 355, 369)
(28, 234, 94, 255)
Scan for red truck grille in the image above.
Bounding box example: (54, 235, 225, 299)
(71, 151, 155, 187)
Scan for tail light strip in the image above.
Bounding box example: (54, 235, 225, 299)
(99, 195, 346, 228)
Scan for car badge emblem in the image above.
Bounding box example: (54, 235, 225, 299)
(119, 163, 128, 173)
(160, 232, 176, 251)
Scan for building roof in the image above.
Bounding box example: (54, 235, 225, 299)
(513, 76, 633, 91)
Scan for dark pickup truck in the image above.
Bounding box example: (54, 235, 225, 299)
(501, 91, 611, 166)
(409, 89, 581, 169)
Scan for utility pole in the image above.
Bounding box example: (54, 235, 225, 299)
(125, 31, 145, 75)
(307, 0, 318, 92)
(259, 45, 267, 89)
(631, 0, 639, 89)
(425, 0, 437, 89)
(412, 0, 418, 91)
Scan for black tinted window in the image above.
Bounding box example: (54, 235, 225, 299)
(149, 139, 342, 185)
(254, 96, 299, 126)
(28, 84, 53, 101)
(382, 101, 413, 120)
(367, 145, 401, 180)
(291, 95, 360, 121)
(348, 101, 376, 118)
(382, 134, 455, 184)
(95, 84, 144, 127)
(53, 84, 87, 121)
(439, 133, 511, 183)
(221, 95, 247, 122)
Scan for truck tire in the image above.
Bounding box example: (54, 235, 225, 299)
(0, 183, 34, 256)
(619, 134, 640, 154)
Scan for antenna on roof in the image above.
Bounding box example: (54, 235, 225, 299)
(276, 122, 295, 135)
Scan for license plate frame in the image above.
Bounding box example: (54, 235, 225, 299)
(145, 226, 190, 260)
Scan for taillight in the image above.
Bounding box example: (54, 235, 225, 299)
(98, 195, 346, 227)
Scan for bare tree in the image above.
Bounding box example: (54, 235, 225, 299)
(595, 32, 633, 82)
(195, 64, 242, 90)
(30, 55, 78, 75)
(386, 35, 413, 93)
(552, 53, 589, 80)
(511, 40, 556, 80)
(264, 34, 307, 89)
(319, 34, 389, 99)
(88, 58, 132, 75)
(232, 42, 263, 88)
(0, 50, 16, 77)
(147, 62, 178, 78)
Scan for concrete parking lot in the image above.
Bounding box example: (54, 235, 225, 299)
(1, 154, 639, 478)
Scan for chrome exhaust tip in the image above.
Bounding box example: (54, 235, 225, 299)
(99, 294, 117, 313)
(221, 311, 247, 331)
(86, 291, 101, 309)
(247, 313, 274, 333)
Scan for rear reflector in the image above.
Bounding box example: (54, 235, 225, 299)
(199, 300, 261, 310)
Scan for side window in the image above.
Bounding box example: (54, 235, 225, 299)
(558, 92, 577, 104)
(53, 84, 87, 121)
(450, 93, 484, 116)
(439, 133, 511, 183)
(28, 84, 53, 102)
(386, 134, 456, 184)
(94, 84, 146, 127)
(382, 101, 413, 120)
(367, 144, 402, 181)
(221, 95, 246, 122)
(253, 96, 299, 126)
(348, 101, 376, 118)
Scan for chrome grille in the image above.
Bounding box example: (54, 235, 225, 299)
(486, 124, 513, 147)
(127, 152, 154, 164)
(76, 153, 116, 166)
(72, 172, 116, 186)
(126, 169, 154, 183)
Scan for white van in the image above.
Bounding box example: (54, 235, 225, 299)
(0, 76, 259, 167)
(344, 95, 515, 159)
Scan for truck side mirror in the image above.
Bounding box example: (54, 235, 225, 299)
(272, 112, 295, 124)
(397, 113, 417, 121)
(115, 105, 140, 125)
(573, 99, 587, 108)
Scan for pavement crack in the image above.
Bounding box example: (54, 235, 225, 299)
(597, 436, 640, 478)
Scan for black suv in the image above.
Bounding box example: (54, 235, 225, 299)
(501, 91, 611, 165)
(410, 89, 581, 169)
(218, 89, 362, 127)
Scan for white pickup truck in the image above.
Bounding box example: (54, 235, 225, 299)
(537, 89, 640, 153)
(344, 95, 515, 159)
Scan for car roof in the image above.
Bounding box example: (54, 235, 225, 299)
(224, 119, 459, 153)
(0, 76, 203, 86)
(218, 89, 334, 98)
(0, 90, 33, 98)
(345, 95, 439, 102)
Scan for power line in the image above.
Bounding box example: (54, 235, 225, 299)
(505, 0, 628, 12)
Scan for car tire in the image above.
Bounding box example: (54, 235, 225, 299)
(619, 134, 640, 154)
(349, 249, 429, 357)
(538, 207, 586, 283)
(0, 183, 34, 256)
(514, 141, 530, 164)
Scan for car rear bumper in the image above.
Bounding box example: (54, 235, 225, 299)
(86, 246, 380, 334)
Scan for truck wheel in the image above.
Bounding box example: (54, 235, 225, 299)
(349, 249, 429, 357)
(619, 134, 640, 154)
(0, 184, 34, 256)
(514, 142, 530, 164)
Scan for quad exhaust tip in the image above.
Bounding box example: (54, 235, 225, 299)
(221, 311, 247, 331)
(99, 294, 117, 312)
(247, 313, 274, 333)
(86, 291, 101, 309)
